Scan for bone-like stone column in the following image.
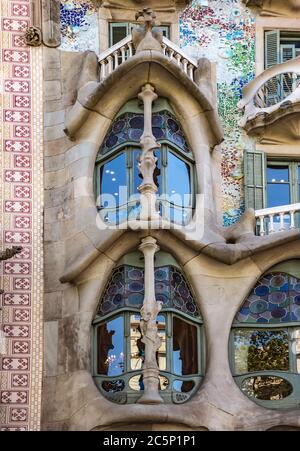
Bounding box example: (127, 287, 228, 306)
(138, 84, 160, 221)
(137, 236, 163, 404)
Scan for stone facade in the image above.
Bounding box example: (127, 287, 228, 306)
(1, 0, 300, 431)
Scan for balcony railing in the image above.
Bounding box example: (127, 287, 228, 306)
(98, 35, 198, 82)
(255, 203, 300, 236)
(238, 57, 300, 130)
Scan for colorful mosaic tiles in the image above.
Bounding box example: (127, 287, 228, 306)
(235, 273, 300, 324)
(0, 0, 44, 431)
(60, 0, 99, 53)
(98, 111, 190, 157)
(98, 265, 201, 319)
(180, 0, 256, 226)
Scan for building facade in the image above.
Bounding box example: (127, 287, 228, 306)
(0, 0, 300, 431)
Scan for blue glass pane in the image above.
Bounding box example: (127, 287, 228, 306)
(100, 153, 127, 208)
(267, 165, 289, 183)
(267, 184, 290, 208)
(97, 316, 125, 376)
(167, 152, 191, 207)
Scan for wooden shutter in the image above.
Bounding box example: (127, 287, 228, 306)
(265, 30, 280, 69)
(244, 150, 266, 211)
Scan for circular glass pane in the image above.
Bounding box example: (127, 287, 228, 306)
(241, 376, 293, 401)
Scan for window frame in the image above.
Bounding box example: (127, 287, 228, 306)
(92, 308, 204, 404)
(266, 159, 300, 207)
(109, 21, 170, 47)
(229, 269, 300, 409)
(94, 142, 196, 225)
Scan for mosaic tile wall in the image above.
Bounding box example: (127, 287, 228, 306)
(60, 0, 99, 53)
(180, 0, 256, 226)
(0, 0, 44, 431)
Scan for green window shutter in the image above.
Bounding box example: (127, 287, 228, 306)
(265, 30, 280, 69)
(244, 150, 266, 211)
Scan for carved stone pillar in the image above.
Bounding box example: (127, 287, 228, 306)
(137, 236, 164, 404)
(138, 84, 160, 221)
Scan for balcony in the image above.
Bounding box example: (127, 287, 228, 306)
(238, 57, 300, 134)
(255, 203, 300, 236)
(98, 34, 198, 83)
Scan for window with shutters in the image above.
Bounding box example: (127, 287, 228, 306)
(109, 22, 170, 46)
(265, 30, 300, 69)
(264, 30, 300, 106)
(244, 152, 300, 229)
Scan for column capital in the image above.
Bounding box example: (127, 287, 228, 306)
(139, 236, 160, 254)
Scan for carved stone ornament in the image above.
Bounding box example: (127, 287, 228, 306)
(137, 236, 164, 404)
(25, 26, 43, 47)
(133, 8, 163, 53)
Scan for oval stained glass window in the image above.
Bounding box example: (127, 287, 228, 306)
(241, 376, 293, 401)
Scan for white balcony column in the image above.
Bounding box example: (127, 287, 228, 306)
(138, 84, 160, 221)
(269, 214, 275, 234)
(188, 64, 194, 81)
(175, 53, 182, 67)
(290, 211, 296, 230)
(107, 55, 113, 75)
(137, 236, 163, 405)
(121, 46, 126, 63)
(279, 213, 285, 232)
(259, 216, 265, 236)
(113, 50, 119, 68)
(100, 60, 106, 81)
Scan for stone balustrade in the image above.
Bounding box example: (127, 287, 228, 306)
(98, 35, 197, 82)
(255, 203, 300, 236)
(238, 57, 300, 132)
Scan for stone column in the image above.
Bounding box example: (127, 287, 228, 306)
(137, 236, 164, 404)
(138, 84, 160, 221)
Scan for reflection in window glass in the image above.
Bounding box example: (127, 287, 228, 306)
(167, 152, 191, 206)
(157, 314, 167, 371)
(234, 329, 289, 375)
(100, 153, 127, 209)
(173, 316, 198, 376)
(267, 165, 290, 208)
(130, 314, 143, 371)
(241, 376, 293, 401)
(173, 379, 195, 393)
(97, 316, 125, 376)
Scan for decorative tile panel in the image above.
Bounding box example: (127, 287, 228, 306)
(0, 0, 43, 431)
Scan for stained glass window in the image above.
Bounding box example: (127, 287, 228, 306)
(97, 265, 201, 319)
(94, 102, 195, 226)
(92, 254, 203, 404)
(232, 266, 300, 409)
(98, 111, 191, 157)
(235, 272, 300, 324)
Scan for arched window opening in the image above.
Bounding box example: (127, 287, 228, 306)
(94, 100, 195, 226)
(231, 260, 300, 409)
(92, 251, 204, 404)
